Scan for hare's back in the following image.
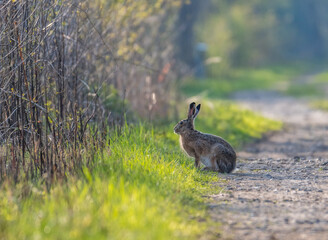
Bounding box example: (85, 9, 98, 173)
(201, 133, 234, 151)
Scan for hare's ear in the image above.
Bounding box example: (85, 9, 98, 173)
(188, 102, 196, 118)
(193, 104, 201, 119)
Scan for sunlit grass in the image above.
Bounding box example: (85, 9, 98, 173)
(0, 101, 282, 239)
(0, 125, 219, 240)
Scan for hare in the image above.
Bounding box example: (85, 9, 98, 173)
(174, 102, 236, 173)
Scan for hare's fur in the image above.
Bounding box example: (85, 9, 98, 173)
(174, 102, 236, 173)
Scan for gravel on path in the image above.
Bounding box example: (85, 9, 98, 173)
(209, 90, 328, 240)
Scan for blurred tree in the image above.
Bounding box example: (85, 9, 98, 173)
(176, 0, 207, 67)
(286, 0, 328, 60)
(194, 0, 328, 74)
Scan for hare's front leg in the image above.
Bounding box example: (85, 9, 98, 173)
(194, 155, 201, 169)
(201, 157, 218, 172)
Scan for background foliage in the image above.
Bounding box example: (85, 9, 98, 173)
(190, 0, 328, 75)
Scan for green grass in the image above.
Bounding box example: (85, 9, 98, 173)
(180, 67, 300, 99)
(0, 125, 218, 240)
(0, 102, 282, 240)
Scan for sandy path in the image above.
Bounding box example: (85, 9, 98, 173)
(209, 90, 328, 240)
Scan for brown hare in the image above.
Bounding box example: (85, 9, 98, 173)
(174, 102, 236, 173)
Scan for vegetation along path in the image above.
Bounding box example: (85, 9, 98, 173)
(209, 90, 328, 240)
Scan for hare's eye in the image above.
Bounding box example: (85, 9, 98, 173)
(180, 121, 183, 125)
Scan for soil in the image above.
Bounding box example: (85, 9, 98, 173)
(208, 89, 328, 240)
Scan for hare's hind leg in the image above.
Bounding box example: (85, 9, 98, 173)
(216, 158, 235, 173)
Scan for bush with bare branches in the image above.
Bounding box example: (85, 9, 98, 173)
(0, 0, 183, 183)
